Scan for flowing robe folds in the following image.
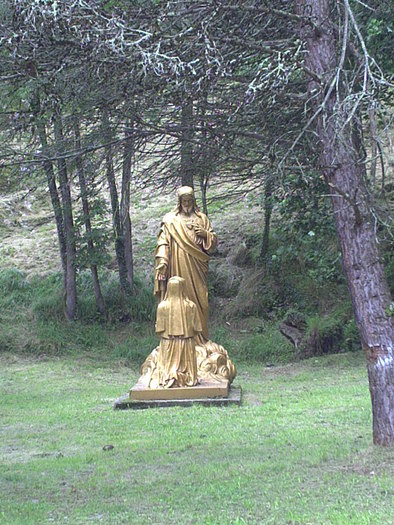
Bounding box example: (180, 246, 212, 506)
(154, 211, 217, 339)
(150, 276, 203, 389)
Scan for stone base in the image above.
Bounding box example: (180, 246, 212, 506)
(113, 385, 242, 410)
(130, 378, 229, 400)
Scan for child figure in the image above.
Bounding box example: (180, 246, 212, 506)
(150, 276, 202, 388)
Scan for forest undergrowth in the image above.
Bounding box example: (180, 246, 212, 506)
(1, 181, 389, 365)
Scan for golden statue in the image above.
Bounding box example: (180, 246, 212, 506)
(131, 186, 236, 400)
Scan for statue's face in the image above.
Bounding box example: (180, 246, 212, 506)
(180, 195, 194, 215)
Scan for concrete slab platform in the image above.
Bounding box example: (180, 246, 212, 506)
(129, 379, 229, 401)
(113, 385, 242, 410)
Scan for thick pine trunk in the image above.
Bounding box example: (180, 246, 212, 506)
(53, 110, 77, 320)
(181, 97, 194, 188)
(73, 117, 106, 315)
(296, 0, 393, 445)
(102, 110, 132, 297)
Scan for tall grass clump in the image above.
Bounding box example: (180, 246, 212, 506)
(98, 271, 156, 323)
(241, 324, 294, 363)
(112, 330, 159, 365)
(300, 301, 360, 357)
(0, 268, 32, 309)
(211, 323, 294, 364)
(29, 270, 156, 324)
(30, 272, 65, 321)
(0, 267, 157, 359)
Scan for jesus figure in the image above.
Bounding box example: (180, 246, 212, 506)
(154, 185, 216, 341)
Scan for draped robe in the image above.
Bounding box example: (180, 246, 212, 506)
(152, 276, 202, 388)
(154, 210, 217, 339)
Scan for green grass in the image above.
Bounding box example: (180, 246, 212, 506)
(1, 351, 393, 525)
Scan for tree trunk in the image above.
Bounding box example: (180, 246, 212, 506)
(199, 175, 209, 216)
(102, 109, 132, 297)
(31, 91, 67, 290)
(369, 104, 377, 189)
(260, 174, 273, 261)
(73, 116, 106, 315)
(35, 125, 67, 289)
(181, 97, 194, 188)
(296, 0, 393, 445)
(198, 92, 209, 215)
(53, 110, 77, 320)
(121, 121, 134, 291)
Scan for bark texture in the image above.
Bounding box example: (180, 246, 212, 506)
(295, 0, 393, 445)
(198, 92, 210, 216)
(31, 91, 67, 288)
(121, 123, 134, 290)
(53, 110, 77, 320)
(260, 174, 273, 261)
(181, 97, 194, 188)
(73, 117, 106, 315)
(102, 110, 132, 297)
(36, 121, 67, 287)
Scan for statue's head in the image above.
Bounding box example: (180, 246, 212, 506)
(175, 186, 199, 216)
(166, 276, 186, 300)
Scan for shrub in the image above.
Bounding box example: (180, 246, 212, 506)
(302, 314, 344, 357)
(343, 318, 361, 352)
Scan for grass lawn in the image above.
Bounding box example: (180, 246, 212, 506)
(0, 351, 392, 525)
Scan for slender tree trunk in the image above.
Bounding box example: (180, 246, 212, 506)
(102, 110, 132, 297)
(31, 91, 67, 289)
(296, 0, 393, 445)
(199, 175, 209, 216)
(260, 174, 273, 261)
(36, 126, 67, 289)
(198, 92, 209, 215)
(181, 97, 194, 188)
(121, 120, 134, 290)
(369, 104, 377, 189)
(53, 109, 77, 320)
(73, 116, 106, 315)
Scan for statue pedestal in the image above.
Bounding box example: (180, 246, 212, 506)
(114, 382, 242, 410)
(130, 378, 228, 400)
